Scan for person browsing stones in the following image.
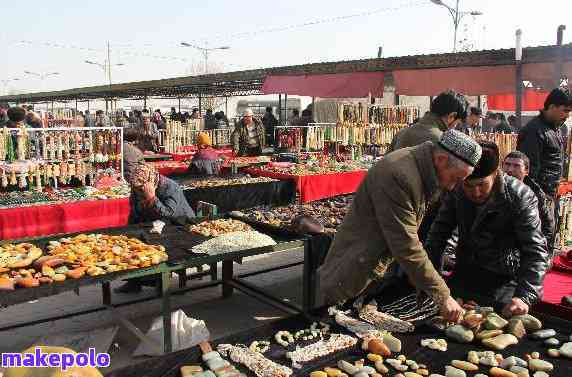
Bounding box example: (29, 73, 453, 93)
(318, 130, 482, 323)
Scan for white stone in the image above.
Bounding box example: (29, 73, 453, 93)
(560, 341, 572, 358)
(444, 366, 466, 377)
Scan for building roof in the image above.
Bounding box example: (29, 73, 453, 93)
(2, 44, 571, 103)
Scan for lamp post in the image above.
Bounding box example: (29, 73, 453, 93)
(515, 29, 523, 130)
(429, 0, 483, 52)
(180, 42, 230, 74)
(85, 41, 125, 86)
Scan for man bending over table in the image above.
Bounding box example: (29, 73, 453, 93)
(425, 141, 549, 316)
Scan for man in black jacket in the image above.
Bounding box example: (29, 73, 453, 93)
(426, 141, 549, 316)
(503, 151, 555, 260)
(517, 88, 571, 193)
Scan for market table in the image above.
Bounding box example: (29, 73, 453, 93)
(534, 269, 572, 319)
(143, 153, 173, 162)
(0, 197, 130, 240)
(0, 221, 308, 354)
(245, 168, 367, 203)
(149, 160, 189, 176)
(176, 176, 297, 213)
(106, 310, 572, 377)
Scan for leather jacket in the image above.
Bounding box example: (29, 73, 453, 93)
(517, 112, 563, 197)
(524, 176, 555, 255)
(425, 173, 549, 306)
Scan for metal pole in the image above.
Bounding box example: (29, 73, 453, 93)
(225, 97, 228, 115)
(75, 99, 78, 113)
(107, 41, 112, 86)
(199, 95, 202, 114)
(204, 50, 209, 74)
(284, 94, 288, 122)
(87, 100, 90, 111)
(453, 0, 460, 52)
(555, 25, 566, 88)
(515, 29, 523, 129)
(278, 94, 282, 126)
(178, 98, 181, 112)
(143, 95, 147, 110)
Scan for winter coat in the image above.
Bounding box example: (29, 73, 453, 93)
(232, 118, 265, 156)
(425, 173, 549, 306)
(517, 112, 563, 197)
(317, 141, 450, 306)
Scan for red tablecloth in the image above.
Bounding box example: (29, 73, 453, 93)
(245, 168, 367, 202)
(534, 270, 572, 318)
(0, 198, 130, 240)
(149, 161, 189, 176)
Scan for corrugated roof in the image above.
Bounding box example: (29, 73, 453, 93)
(2, 44, 570, 103)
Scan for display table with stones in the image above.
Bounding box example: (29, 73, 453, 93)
(105, 304, 572, 377)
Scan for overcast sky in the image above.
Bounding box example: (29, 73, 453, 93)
(1, 0, 571, 95)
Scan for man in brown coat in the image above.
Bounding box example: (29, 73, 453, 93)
(388, 90, 469, 153)
(318, 130, 482, 322)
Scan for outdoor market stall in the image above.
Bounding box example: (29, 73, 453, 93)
(107, 307, 572, 377)
(0, 218, 308, 355)
(245, 162, 370, 203)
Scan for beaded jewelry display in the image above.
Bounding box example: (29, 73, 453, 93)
(274, 331, 294, 347)
(293, 322, 330, 341)
(285, 334, 357, 368)
(249, 341, 270, 354)
(328, 306, 376, 335)
(376, 293, 439, 323)
(358, 301, 415, 333)
(217, 344, 293, 377)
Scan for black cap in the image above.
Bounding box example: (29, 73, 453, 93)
(467, 141, 499, 179)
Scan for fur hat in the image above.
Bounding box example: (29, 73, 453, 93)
(467, 141, 500, 179)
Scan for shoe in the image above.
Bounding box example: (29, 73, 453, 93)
(114, 281, 143, 294)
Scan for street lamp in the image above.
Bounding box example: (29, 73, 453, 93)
(85, 60, 125, 86)
(430, 0, 483, 52)
(180, 42, 230, 74)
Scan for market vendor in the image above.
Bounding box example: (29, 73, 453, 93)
(232, 108, 265, 156)
(123, 129, 145, 181)
(425, 141, 549, 316)
(503, 151, 555, 260)
(388, 90, 468, 153)
(128, 163, 195, 224)
(137, 112, 160, 152)
(188, 132, 221, 176)
(318, 130, 482, 323)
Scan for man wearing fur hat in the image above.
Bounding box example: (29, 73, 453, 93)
(232, 108, 265, 156)
(425, 141, 550, 316)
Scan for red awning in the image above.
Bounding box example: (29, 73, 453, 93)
(261, 72, 385, 98)
(393, 65, 516, 96)
(487, 89, 549, 111)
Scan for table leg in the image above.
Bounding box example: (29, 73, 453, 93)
(210, 263, 218, 281)
(222, 260, 234, 298)
(102, 282, 111, 306)
(161, 271, 172, 353)
(302, 241, 315, 314)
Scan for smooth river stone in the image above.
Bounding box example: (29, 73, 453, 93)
(383, 333, 402, 353)
(500, 356, 527, 369)
(532, 372, 549, 377)
(482, 334, 519, 350)
(527, 359, 554, 372)
(480, 355, 499, 367)
(544, 337, 560, 346)
(484, 313, 509, 330)
(404, 373, 423, 377)
(560, 341, 572, 358)
(474, 375, 489, 377)
(444, 366, 466, 377)
(477, 329, 504, 340)
(446, 325, 474, 343)
(509, 366, 530, 377)
(467, 351, 479, 364)
(511, 314, 542, 331)
(428, 375, 446, 377)
(490, 367, 518, 377)
(507, 319, 526, 339)
(450, 360, 478, 371)
(530, 329, 556, 339)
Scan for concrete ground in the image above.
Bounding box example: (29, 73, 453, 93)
(0, 248, 305, 374)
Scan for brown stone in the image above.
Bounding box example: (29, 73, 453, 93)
(451, 360, 478, 371)
(507, 319, 526, 339)
(477, 330, 503, 340)
(482, 334, 519, 351)
(490, 367, 518, 377)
